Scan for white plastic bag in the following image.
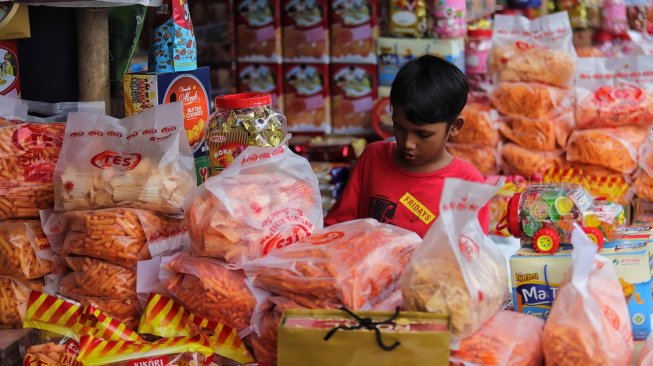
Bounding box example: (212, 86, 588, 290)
(185, 144, 323, 265)
(401, 178, 508, 341)
(542, 225, 633, 366)
(638, 333, 653, 365)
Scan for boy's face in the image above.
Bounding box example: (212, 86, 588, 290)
(392, 104, 462, 172)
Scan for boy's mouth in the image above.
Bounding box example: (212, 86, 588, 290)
(403, 152, 417, 161)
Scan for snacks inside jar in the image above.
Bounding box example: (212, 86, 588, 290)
(206, 93, 286, 176)
(583, 200, 626, 242)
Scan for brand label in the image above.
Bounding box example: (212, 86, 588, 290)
(91, 151, 142, 170)
(128, 356, 169, 366)
(400, 192, 436, 224)
(515, 283, 559, 306)
(458, 234, 480, 261)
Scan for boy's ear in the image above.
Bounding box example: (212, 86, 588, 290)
(449, 117, 464, 136)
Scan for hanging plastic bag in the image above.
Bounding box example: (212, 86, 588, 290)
(186, 144, 323, 265)
(542, 226, 633, 365)
(566, 126, 646, 174)
(401, 178, 509, 340)
(490, 12, 576, 88)
(53, 103, 195, 215)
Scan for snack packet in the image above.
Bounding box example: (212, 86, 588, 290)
(245, 218, 421, 310)
(490, 82, 573, 120)
(53, 103, 195, 215)
(0, 277, 42, 329)
(634, 171, 653, 202)
(149, 0, 197, 73)
(501, 143, 565, 177)
(0, 220, 52, 281)
(401, 178, 508, 340)
(566, 126, 647, 174)
(490, 12, 576, 88)
(24, 342, 80, 366)
(450, 102, 499, 146)
(186, 144, 322, 265)
(542, 226, 633, 365)
(66, 295, 142, 331)
(498, 111, 573, 151)
(447, 143, 499, 176)
(58, 257, 136, 299)
(450, 311, 545, 366)
(575, 56, 653, 129)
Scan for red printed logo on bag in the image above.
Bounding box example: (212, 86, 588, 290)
(91, 150, 142, 170)
(13, 125, 63, 151)
(162, 125, 177, 133)
(458, 234, 480, 261)
(69, 131, 84, 138)
(592, 84, 645, 114)
(602, 305, 620, 330)
(262, 225, 312, 255)
(128, 355, 169, 366)
(88, 130, 104, 137)
(107, 131, 123, 137)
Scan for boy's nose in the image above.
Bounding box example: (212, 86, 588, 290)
(404, 135, 417, 150)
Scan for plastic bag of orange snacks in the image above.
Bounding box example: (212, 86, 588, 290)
(501, 143, 565, 177)
(566, 126, 647, 174)
(499, 111, 573, 151)
(450, 311, 545, 366)
(575, 56, 653, 130)
(58, 257, 136, 299)
(450, 102, 499, 146)
(0, 220, 52, 281)
(490, 13, 576, 88)
(490, 82, 573, 121)
(0, 276, 43, 328)
(250, 296, 304, 366)
(543, 227, 633, 365)
(186, 145, 322, 265)
(447, 144, 499, 176)
(245, 219, 421, 310)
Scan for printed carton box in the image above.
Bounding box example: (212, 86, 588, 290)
(236, 0, 283, 63)
(123, 67, 211, 185)
(0, 41, 19, 98)
(282, 0, 329, 63)
(283, 63, 331, 134)
(330, 0, 377, 64)
(237, 62, 284, 110)
(376, 37, 465, 86)
(510, 228, 653, 339)
(330, 63, 377, 135)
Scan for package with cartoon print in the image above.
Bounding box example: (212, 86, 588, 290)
(330, 63, 378, 135)
(148, 0, 197, 73)
(236, 0, 283, 63)
(186, 144, 322, 265)
(53, 103, 195, 216)
(282, 0, 329, 63)
(330, 0, 377, 64)
(283, 63, 331, 133)
(237, 62, 284, 110)
(401, 178, 509, 341)
(389, 0, 428, 38)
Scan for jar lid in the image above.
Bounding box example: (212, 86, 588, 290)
(467, 28, 492, 38)
(215, 93, 272, 109)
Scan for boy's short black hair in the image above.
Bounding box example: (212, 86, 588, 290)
(390, 55, 469, 125)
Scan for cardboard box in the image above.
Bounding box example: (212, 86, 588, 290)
(510, 229, 653, 339)
(123, 67, 211, 185)
(0, 41, 19, 98)
(237, 62, 284, 110)
(282, 0, 330, 63)
(330, 1, 377, 64)
(376, 37, 465, 87)
(236, 0, 282, 63)
(191, 0, 236, 64)
(283, 63, 331, 133)
(330, 63, 377, 135)
(0, 4, 30, 41)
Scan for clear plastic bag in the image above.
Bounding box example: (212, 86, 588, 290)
(245, 219, 421, 310)
(638, 333, 653, 365)
(499, 111, 573, 151)
(447, 143, 499, 176)
(0, 276, 43, 328)
(401, 178, 508, 340)
(566, 126, 647, 174)
(501, 143, 565, 177)
(542, 226, 633, 365)
(53, 103, 195, 215)
(186, 144, 323, 265)
(0, 220, 52, 280)
(58, 257, 136, 299)
(451, 102, 499, 146)
(490, 82, 573, 120)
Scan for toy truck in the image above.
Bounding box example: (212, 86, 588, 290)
(497, 184, 626, 253)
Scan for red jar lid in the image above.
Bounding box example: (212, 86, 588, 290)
(215, 93, 272, 109)
(467, 29, 493, 39)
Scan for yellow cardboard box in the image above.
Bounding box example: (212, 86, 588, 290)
(0, 4, 30, 41)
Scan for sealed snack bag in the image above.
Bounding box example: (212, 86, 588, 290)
(0, 276, 42, 328)
(575, 56, 653, 129)
(66, 296, 142, 331)
(24, 342, 81, 366)
(53, 103, 195, 215)
(542, 226, 633, 365)
(401, 178, 508, 339)
(566, 126, 647, 174)
(490, 13, 576, 89)
(447, 143, 499, 176)
(186, 144, 322, 265)
(450, 102, 499, 146)
(0, 220, 52, 281)
(139, 293, 255, 364)
(450, 311, 545, 366)
(58, 257, 136, 299)
(148, 0, 197, 73)
(499, 112, 574, 151)
(501, 143, 565, 177)
(250, 296, 304, 366)
(161, 253, 256, 332)
(490, 82, 573, 120)
(634, 171, 653, 202)
(245, 218, 421, 310)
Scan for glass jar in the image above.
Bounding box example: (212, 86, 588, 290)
(206, 93, 287, 176)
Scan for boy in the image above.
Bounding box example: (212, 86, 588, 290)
(325, 55, 489, 237)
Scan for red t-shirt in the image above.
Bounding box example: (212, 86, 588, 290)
(325, 141, 490, 237)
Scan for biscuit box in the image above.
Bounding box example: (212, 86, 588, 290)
(510, 226, 653, 340)
(282, 0, 330, 63)
(330, 63, 377, 135)
(236, 0, 282, 63)
(330, 0, 378, 64)
(237, 62, 284, 110)
(283, 63, 331, 134)
(123, 67, 211, 186)
(376, 37, 465, 87)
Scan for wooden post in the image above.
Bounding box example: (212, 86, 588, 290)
(76, 8, 110, 114)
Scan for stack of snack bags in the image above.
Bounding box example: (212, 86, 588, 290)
(447, 94, 501, 176)
(634, 130, 653, 204)
(41, 102, 193, 329)
(489, 12, 576, 178)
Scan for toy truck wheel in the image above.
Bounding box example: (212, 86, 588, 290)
(582, 227, 604, 250)
(532, 228, 560, 254)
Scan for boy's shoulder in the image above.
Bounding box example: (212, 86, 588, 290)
(362, 140, 393, 158)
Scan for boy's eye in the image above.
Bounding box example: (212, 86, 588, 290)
(418, 132, 433, 138)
